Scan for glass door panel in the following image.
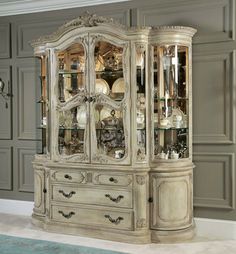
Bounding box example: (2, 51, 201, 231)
(57, 43, 86, 103)
(56, 41, 89, 161)
(58, 105, 87, 156)
(153, 45, 189, 160)
(94, 41, 125, 101)
(136, 46, 146, 161)
(91, 39, 129, 163)
(95, 106, 125, 159)
(37, 55, 49, 155)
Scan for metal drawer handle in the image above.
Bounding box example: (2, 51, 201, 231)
(109, 177, 118, 183)
(64, 174, 72, 180)
(58, 210, 75, 219)
(104, 214, 124, 225)
(105, 194, 124, 203)
(59, 190, 76, 198)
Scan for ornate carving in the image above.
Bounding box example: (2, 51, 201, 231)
(57, 93, 87, 111)
(86, 172, 93, 183)
(136, 147, 146, 161)
(31, 12, 124, 46)
(136, 218, 147, 228)
(136, 43, 146, 54)
(136, 175, 146, 185)
(92, 154, 109, 164)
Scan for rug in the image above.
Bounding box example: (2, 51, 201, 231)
(0, 234, 128, 254)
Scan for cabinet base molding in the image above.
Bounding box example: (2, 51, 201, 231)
(151, 224, 195, 243)
(32, 214, 151, 244)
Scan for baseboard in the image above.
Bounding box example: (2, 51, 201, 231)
(0, 199, 235, 240)
(0, 199, 33, 216)
(194, 217, 236, 240)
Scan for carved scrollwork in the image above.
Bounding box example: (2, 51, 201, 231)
(57, 93, 87, 111)
(136, 218, 147, 228)
(31, 12, 124, 46)
(92, 154, 109, 164)
(136, 43, 146, 54)
(136, 175, 146, 185)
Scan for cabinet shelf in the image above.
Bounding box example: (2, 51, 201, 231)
(154, 97, 188, 101)
(58, 70, 84, 75)
(59, 127, 85, 131)
(96, 70, 123, 75)
(155, 127, 188, 131)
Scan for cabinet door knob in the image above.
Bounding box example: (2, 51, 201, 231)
(148, 197, 153, 203)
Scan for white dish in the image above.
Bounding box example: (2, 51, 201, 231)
(112, 77, 125, 93)
(95, 78, 110, 95)
(76, 106, 87, 128)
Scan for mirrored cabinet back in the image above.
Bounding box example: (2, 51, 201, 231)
(31, 12, 196, 243)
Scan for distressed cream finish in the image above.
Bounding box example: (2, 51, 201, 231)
(32, 13, 196, 243)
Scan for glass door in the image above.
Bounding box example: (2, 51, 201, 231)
(152, 44, 189, 160)
(90, 37, 130, 164)
(55, 41, 90, 162)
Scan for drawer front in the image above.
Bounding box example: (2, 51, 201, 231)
(51, 205, 133, 230)
(52, 185, 132, 208)
(93, 173, 132, 187)
(51, 170, 86, 184)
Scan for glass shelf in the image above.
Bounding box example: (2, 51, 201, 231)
(59, 127, 85, 131)
(37, 126, 47, 129)
(95, 70, 123, 75)
(58, 70, 84, 75)
(154, 97, 188, 101)
(96, 127, 124, 131)
(155, 127, 188, 131)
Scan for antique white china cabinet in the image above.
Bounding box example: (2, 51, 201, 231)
(32, 13, 196, 243)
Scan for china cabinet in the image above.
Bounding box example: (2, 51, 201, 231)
(31, 12, 196, 243)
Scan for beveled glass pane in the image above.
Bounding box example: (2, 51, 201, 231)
(57, 43, 86, 103)
(153, 45, 189, 159)
(95, 105, 125, 159)
(58, 105, 87, 156)
(94, 41, 125, 101)
(136, 48, 146, 160)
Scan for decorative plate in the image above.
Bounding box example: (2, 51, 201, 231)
(112, 77, 125, 93)
(76, 106, 87, 128)
(95, 78, 110, 95)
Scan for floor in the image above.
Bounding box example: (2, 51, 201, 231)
(0, 213, 236, 254)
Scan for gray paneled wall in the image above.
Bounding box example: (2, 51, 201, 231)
(0, 0, 236, 220)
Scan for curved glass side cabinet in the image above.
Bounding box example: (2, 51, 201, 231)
(31, 13, 196, 244)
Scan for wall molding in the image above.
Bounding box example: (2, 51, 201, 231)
(193, 153, 235, 210)
(0, 0, 130, 17)
(0, 199, 235, 240)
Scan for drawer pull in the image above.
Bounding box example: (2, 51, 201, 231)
(104, 214, 124, 225)
(109, 177, 118, 183)
(58, 210, 75, 219)
(105, 194, 124, 203)
(59, 190, 76, 198)
(64, 174, 72, 180)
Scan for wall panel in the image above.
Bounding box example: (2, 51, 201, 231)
(0, 23, 10, 58)
(0, 147, 12, 190)
(0, 65, 12, 139)
(193, 153, 235, 210)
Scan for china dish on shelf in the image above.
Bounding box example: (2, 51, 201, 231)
(111, 77, 125, 93)
(95, 78, 110, 95)
(76, 106, 87, 128)
(170, 107, 185, 128)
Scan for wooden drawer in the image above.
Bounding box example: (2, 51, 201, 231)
(52, 185, 132, 208)
(93, 173, 132, 187)
(50, 170, 86, 184)
(51, 205, 133, 230)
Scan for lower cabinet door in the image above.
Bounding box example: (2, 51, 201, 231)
(34, 167, 45, 215)
(150, 171, 193, 230)
(51, 205, 133, 230)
